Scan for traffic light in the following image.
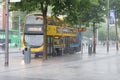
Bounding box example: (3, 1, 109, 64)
(78, 28, 86, 32)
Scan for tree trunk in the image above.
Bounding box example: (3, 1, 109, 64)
(93, 22, 96, 54)
(41, 3, 48, 59)
(115, 18, 119, 51)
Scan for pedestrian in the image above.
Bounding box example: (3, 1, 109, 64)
(103, 42, 105, 46)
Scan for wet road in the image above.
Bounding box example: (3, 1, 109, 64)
(0, 46, 119, 80)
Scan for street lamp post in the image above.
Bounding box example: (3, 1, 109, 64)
(107, 0, 110, 53)
(5, 0, 21, 66)
(5, 0, 9, 66)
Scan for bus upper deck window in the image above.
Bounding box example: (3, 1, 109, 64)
(36, 16, 43, 20)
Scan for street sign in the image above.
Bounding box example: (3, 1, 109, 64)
(10, 0, 21, 2)
(109, 9, 115, 24)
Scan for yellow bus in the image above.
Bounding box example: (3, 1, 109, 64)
(22, 13, 81, 57)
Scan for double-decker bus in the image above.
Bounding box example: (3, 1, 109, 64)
(22, 13, 82, 57)
(22, 14, 44, 56)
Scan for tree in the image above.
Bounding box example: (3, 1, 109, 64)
(82, 0, 106, 53)
(109, 0, 120, 51)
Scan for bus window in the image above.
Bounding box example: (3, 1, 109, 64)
(26, 15, 43, 24)
(54, 39, 59, 45)
(72, 37, 78, 43)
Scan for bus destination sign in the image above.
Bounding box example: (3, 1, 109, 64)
(28, 27, 42, 32)
(24, 24, 43, 35)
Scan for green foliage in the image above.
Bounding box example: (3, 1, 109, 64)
(82, 28, 93, 38)
(9, 0, 99, 25)
(12, 11, 27, 30)
(83, 26, 116, 41)
(90, 0, 99, 5)
(10, 0, 41, 12)
(86, 0, 106, 24)
(98, 27, 107, 41)
(51, 0, 99, 25)
(98, 27, 116, 41)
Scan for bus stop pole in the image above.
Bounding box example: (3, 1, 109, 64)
(5, 0, 9, 66)
(19, 10, 21, 49)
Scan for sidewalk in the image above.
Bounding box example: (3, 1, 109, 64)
(0, 45, 119, 80)
(0, 45, 119, 58)
(0, 45, 119, 66)
(80, 45, 120, 60)
(0, 47, 22, 53)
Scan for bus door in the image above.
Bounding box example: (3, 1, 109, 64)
(53, 36, 64, 56)
(47, 36, 54, 56)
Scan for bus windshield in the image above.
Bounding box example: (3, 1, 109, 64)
(24, 35, 43, 47)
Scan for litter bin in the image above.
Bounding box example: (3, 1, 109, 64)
(88, 44, 92, 55)
(24, 47, 31, 64)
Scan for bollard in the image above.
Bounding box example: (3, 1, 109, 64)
(24, 47, 31, 64)
(88, 44, 92, 55)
